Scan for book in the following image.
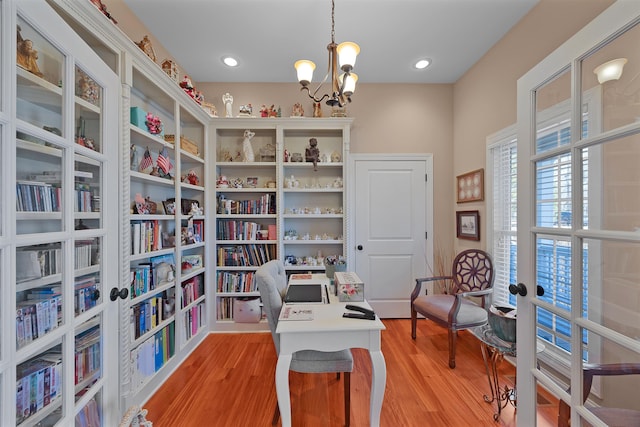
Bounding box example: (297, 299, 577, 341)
(279, 306, 314, 321)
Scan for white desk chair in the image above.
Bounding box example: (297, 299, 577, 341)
(256, 260, 353, 426)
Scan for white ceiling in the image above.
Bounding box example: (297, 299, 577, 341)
(122, 0, 538, 84)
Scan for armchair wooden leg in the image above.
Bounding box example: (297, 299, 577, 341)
(411, 307, 417, 339)
(448, 328, 457, 369)
(344, 372, 351, 427)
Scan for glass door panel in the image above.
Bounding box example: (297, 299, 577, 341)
(74, 155, 102, 230)
(592, 133, 640, 233)
(16, 341, 63, 426)
(74, 65, 102, 154)
(16, 241, 63, 351)
(16, 17, 64, 136)
(16, 131, 64, 234)
(74, 236, 102, 317)
(581, 21, 640, 135)
(74, 315, 102, 402)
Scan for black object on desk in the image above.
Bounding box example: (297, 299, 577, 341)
(284, 284, 323, 304)
(343, 304, 376, 320)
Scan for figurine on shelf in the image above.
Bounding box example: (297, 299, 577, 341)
(305, 138, 320, 171)
(189, 202, 203, 216)
(180, 75, 193, 90)
(179, 75, 197, 99)
(268, 105, 278, 118)
(89, 0, 117, 24)
(136, 35, 156, 62)
(238, 104, 252, 117)
(222, 93, 233, 118)
(77, 69, 100, 105)
(202, 101, 217, 117)
(194, 91, 204, 105)
(145, 112, 162, 135)
(216, 175, 229, 188)
(331, 150, 342, 163)
(16, 26, 43, 78)
(284, 148, 290, 162)
(242, 129, 255, 162)
(161, 59, 179, 82)
(291, 102, 304, 117)
(313, 102, 323, 118)
(183, 170, 199, 186)
(260, 104, 268, 117)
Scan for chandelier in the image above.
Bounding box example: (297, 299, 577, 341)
(294, 0, 360, 107)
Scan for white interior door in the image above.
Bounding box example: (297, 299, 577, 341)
(349, 155, 432, 318)
(516, 2, 640, 424)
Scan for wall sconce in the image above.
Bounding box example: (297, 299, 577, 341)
(593, 58, 627, 84)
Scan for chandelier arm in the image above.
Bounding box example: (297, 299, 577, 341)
(300, 86, 330, 104)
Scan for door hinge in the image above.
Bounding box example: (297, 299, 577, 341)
(425, 232, 428, 240)
(425, 174, 428, 182)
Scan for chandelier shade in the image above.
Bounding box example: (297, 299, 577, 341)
(294, 0, 360, 107)
(294, 60, 316, 85)
(337, 42, 360, 70)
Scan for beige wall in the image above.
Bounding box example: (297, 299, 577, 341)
(452, 0, 613, 252)
(111, 0, 613, 258)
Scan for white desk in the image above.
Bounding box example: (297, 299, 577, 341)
(275, 274, 387, 427)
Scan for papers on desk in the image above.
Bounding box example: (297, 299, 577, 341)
(279, 306, 314, 321)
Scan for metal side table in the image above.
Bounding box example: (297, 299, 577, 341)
(470, 323, 544, 421)
(470, 323, 518, 421)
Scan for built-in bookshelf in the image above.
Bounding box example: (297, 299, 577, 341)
(212, 118, 351, 329)
(11, 0, 213, 418)
(3, 2, 121, 425)
(123, 55, 209, 405)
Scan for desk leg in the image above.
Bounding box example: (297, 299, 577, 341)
(479, 343, 514, 421)
(369, 350, 386, 427)
(276, 354, 292, 427)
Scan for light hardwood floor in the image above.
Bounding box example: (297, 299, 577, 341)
(144, 319, 559, 426)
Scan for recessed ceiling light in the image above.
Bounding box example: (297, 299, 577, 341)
(222, 56, 238, 67)
(415, 59, 431, 70)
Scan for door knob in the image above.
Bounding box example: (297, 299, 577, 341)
(110, 287, 129, 301)
(356, 245, 363, 251)
(507, 283, 545, 297)
(509, 283, 527, 296)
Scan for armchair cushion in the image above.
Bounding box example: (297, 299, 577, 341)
(413, 294, 488, 326)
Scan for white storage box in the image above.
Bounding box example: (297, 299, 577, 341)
(233, 297, 262, 323)
(334, 271, 365, 302)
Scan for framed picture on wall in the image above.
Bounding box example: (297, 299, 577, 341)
(456, 210, 480, 241)
(456, 168, 484, 203)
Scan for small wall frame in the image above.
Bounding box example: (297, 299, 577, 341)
(456, 168, 484, 203)
(456, 210, 480, 241)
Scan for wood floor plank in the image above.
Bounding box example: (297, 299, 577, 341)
(143, 319, 559, 426)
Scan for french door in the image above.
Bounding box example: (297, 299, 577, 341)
(515, 1, 640, 425)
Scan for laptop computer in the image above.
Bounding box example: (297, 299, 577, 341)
(284, 283, 324, 304)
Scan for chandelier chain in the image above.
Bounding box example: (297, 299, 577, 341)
(331, 0, 335, 44)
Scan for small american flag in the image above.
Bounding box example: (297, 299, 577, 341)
(157, 147, 173, 175)
(138, 146, 153, 173)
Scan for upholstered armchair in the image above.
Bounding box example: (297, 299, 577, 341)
(411, 249, 494, 368)
(558, 362, 640, 427)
